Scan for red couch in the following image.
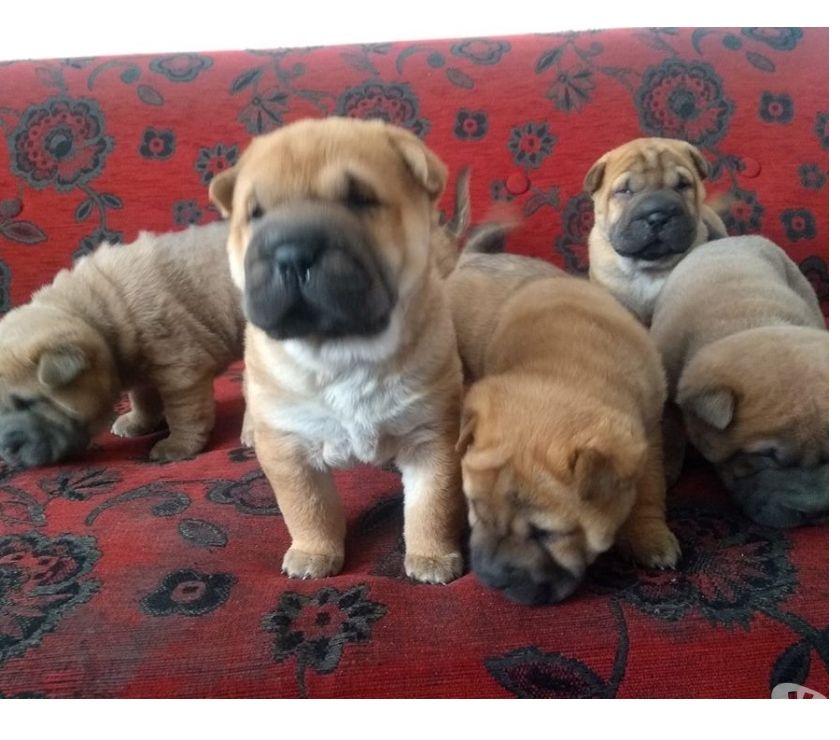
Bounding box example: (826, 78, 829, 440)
(0, 27, 827, 698)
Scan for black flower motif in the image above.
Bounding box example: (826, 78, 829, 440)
(172, 199, 202, 226)
(636, 59, 734, 147)
(508, 121, 556, 169)
(227, 446, 257, 464)
(721, 187, 764, 235)
(263, 584, 387, 696)
(0, 533, 100, 665)
(798, 256, 828, 304)
(140, 569, 235, 617)
(547, 68, 595, 113)
(0, 486, 45, 529)
(194, 144, 239, 186)
(587, 505, 796, 629)
(487, 646, 614, 698)
(38, 468, 121, 502)
(139, 127, 175, 159)
(815, 112, 828, 150)
(337, 81, 429, 136)
(454, 109, 488, 140)
(237, 87, 289, 134)
(759, 92, 793, 124)
(73, 227, 123, 261)
(798, 164, 826, 190)
(555, 193, 594, 275)
(149, 53, 212, 82)
(490, 180, 515, 203)
(741, 28, 803, 51)
(781, 209, 816, 241)
(450, 39, 511, 66)
(9, 97, 113, 191)
(207, 469, 279, 516)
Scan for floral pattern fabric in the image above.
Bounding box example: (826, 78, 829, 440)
(0, 28, 828, 697)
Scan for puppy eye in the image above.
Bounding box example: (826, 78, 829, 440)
(613, 185, 633, 197)
(675, 179, 693, 191)
(8, 394, 34, 411)
(528, 524, 552, 541)
(344, 177, 380, 211)
(248, 202, 264, 221)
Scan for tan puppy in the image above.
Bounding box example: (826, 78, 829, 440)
(209, 117, 465, 583)
(0, 222, 244, 466)
(585, 137, 727, 323)
(447, 253, 679, 604)
(650, 236, 828, 527)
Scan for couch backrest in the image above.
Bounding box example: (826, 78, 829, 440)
(0, 27, 828, 314)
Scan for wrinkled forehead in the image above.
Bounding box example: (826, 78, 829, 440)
(608, 147, 694, 188)
(236, 127, 406, 204)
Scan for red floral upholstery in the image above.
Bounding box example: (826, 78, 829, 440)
(0, 27, 828, 698)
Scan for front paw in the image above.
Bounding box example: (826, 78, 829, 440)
(112, 412, 159, 438)
(149, 435, 204, 462)
(405, 551, 463, 584)
(282, 548, 344, 579)
(617, 522, 681, 569)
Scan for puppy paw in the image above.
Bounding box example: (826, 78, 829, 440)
(149, 436, 203, 462)
(112, 412, 159, 438)
(405, 552, 464, 584)
(282, 548, 344, 579)
(618, 523, 681, 569)
(239, 425, 255, 448)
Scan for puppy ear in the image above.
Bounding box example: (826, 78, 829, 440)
(583, 160, 607, 195)
(570, 436, 647, 504)
(388, 128, 448, 200)
(455, 408, 477, 455)
(37, 344, 89, 388)
(682, 142, 710, 180)
(679, 386, 736, 430)
(209, 166, 239, 218)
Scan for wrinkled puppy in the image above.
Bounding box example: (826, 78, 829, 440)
(447, 253, 678, 605)
(0, 222, 244, 467)
(651, 236, 828, 527)
(585, 137, 727, 323)
(209, 117, 465, 583)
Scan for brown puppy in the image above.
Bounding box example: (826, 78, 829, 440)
(585, 137, 727, 323)
(447, 252, 678, 605)
(209, 117, 465, 583)
(650, 236, 828, 527)
(0, 222, 244, 466)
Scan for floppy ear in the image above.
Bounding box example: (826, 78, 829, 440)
(456, 408, 477, 455)
(678, 386, 736, 430)
(37, 344, 89, 388)
(583, 159, 607, 195)
(570, 436, 647, 504)
(209, 166, 239, 218)
(682, 142, 710, 180)
(388, 128, 448, 200)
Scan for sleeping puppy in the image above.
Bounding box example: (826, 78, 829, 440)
(447, 252, 679, 604)
(650, 236, 828, 527)
(208, 117, 465, 583)
(0, 222, 244, 467)
(585, 137, 727, 324)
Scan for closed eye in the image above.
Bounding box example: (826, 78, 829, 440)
(675, 178, 693, 191)
(248, 201, 264, 222)
(8, 394, 35, 411)
(344, 176, 381, 211)
(613, 185, 633, 197)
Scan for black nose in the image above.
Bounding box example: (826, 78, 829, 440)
(645, 210, 672, 228)
(274, 240, 322, 283)
(471, 546, 582, 605)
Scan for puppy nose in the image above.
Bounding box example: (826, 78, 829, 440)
(274, 240, 322, 282)
(471, 547, 582, 605)
(645, 210, 672, 228)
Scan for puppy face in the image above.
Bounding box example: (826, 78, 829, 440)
(677, 329, 828, 527)
(458, 381, 645, 605)
(0, 312, 117, 467)
(585, 137, 710, 264)
(209, 117, 447, 342)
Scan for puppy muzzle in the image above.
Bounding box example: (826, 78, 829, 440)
(470, 541, 583, 605)
(0, 409, 90, 468)
(243, 203, 395, 341)
(721, 460, 828, 528)
(610, 190, 697, 261)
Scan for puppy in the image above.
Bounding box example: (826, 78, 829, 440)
(208, 117, 465, 583)
(585, 137, 727, 323)
(0, 222, 244, 467)
(447, 252, 679, 605)
(650, 236, 828, 527)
